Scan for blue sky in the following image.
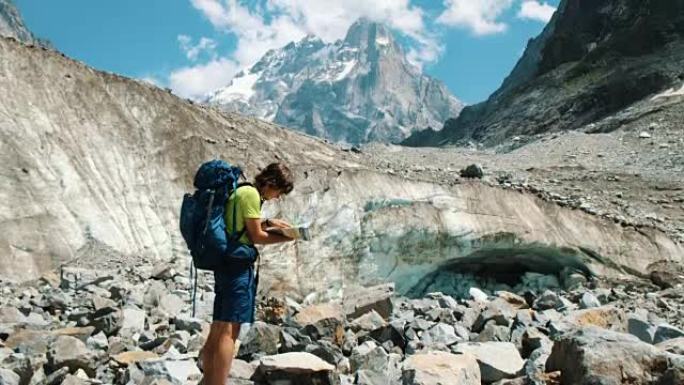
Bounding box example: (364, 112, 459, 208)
(16, 0, 558, 104)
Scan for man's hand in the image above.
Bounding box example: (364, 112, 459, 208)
(266, 218, 291, 229)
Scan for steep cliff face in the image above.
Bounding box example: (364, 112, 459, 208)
(0, 37, 363, 282)
(404, 0, 684, 146)
(0, 0, 34, 43)
(208, 19, 463, 145)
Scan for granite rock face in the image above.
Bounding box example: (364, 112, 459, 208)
(0, 0, 34, 43)
(404, 0, 684, 146)
(207, 18, 463, 145)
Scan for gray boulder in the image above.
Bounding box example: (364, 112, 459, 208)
(522, 346, 552, 385)
(350, 310, 387, 332)
(473, 298, 516, 332)
(3, 329, 51, 356)
(0, 369, 20, 385)
(229, 358, 257, 382)
(579, 292, 601, 309)
(655, 337, 684, 355)
(350, 342, 385, 372)
(173, 315, 203, 333)
(402, 351, 480, 385)
(88, 306, 122, 336)
(255, 352, 339, 385)
(46, 335, 98, 377)
(158, 294, 185, 316)
(119, 307, 146, 335)
(460, 164, 484, 179)
(305, 340, 345, 367)
(452, 342, 524, 383)
(627, 312, 657, 343)
(533, 290, 563, 310)
(368, 323, 406, 351)
(343, 284, 394, 320)
(138, 359, 201, 384)
(295, 303, 345, 342)
(477, 322, 510, 343)
(546, 327, 670, 385)
(653, 323, 684, 344)
(237, 321, 281, 360)
(421, 323, 461, 347)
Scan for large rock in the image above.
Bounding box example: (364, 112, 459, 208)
(627, 312, 657, 343)
(120, 307, 146, 335)
(349, 310, 387, 332)
(553, 306, 626, 336)
(402, 351, 480, 385)
(420, 323, 462, 347)
(546, 327, 671, 385)
(53, 327, 96, 344)
(256, 352, 339, 385)
(0, 307, 26, 324)
(0, 369, 20, 385)
(46, 335, 98, 377)
(138, 359, 201, 384)
(173, 315, 203, 333)
(158, 294, 185, 316)
(473, 298, 516, 332)
(295, 303, 345, 343)
(237, 322, 281, 360)
(343, 284, 394, 320)
(229, 358, 258, 383)
(112, 351, 160, 366)
(655, 337, 684, 355)
(305, 340, 345, 367)
(368, 323, 407, 351)
(532, 291, 564, 311)
(349, 342, 387, 373)
(452, 342, 524, 383)
(653, 323, 684, 344)
(4, 329, 51, 355)
(88, 306, 122, 336)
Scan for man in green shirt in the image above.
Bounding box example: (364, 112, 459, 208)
(202, 163, 295, 385)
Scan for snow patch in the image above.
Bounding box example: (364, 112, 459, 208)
(376, 36, 390, 46)
(213, 70, 259, 103)
(335, 60, 357, 81)
(652, 83, 684, 100)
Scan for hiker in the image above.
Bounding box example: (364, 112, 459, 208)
(200, 162, 295, 385)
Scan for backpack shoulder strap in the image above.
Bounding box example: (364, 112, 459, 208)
(229, 182, 259, 241)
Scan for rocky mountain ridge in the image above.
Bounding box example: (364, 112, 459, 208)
(208, 18, 463, 144)
(404, 0, 684, 147)
(0, 0, 34, 43)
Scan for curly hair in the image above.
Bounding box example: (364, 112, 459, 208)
(254, 163, 294, 194)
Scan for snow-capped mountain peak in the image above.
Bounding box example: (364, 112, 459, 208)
(207, 18, 463, 144)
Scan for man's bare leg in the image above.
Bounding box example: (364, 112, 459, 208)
(202, 321, 241, 385)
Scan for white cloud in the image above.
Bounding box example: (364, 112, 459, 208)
(178, 35, 218, 61)
(190, 0, 439, 68)
(436, 0, 514, 36)
(517, 1, 556, 23)
(174, 0, 548, 99)
(169, 57, 239, 99)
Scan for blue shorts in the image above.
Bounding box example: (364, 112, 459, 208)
(213, 265, 256, 323)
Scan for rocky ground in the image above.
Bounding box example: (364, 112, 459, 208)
(363, 92, 684, 246)
(2, 96, 684, 384)
(1, 252, 683, 385)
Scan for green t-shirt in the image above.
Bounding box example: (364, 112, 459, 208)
(225, 185, 262, 244)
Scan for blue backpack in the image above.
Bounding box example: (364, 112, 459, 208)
(179, 160, 258, 272)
